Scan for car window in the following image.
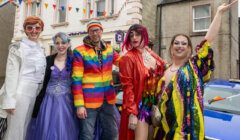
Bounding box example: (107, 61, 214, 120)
(204, 86, 240, 114)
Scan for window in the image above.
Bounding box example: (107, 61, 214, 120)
(86, 0, 92, 18)
(96, 0, 105, 17)
(24, 0, 41, 17)
(57, 0, 67, 23)
(193, 4, 211, 32)
(108, 0, 114, 15)
(82, 0, 115, 19)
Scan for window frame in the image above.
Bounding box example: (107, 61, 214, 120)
(82, 0, 116, 19)
(55, 0, 68, 23)
(192, 4, 211, 32)
(24, 0, 41, 17)
(96, 0, 106, 17)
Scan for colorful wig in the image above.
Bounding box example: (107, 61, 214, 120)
(23, 16, 44, 31)
(52, 32, 73, 72)
(122, 24, 149, 51)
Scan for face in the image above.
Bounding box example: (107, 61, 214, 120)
(88, 26, 102, 43)
(171, 35, 191, 60)
(55, 37, 69, 55)
(130, 31, 142, 48)
(24, 23, 42, 42)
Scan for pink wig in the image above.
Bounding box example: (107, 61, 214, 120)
(122, 24, 149, 51)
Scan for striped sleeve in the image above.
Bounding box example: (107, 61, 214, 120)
(72, 48, 84, 107)
(192, 40, 214, 82)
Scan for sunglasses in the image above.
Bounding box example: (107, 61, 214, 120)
(25, 25, 42, 32)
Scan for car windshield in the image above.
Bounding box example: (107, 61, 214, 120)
(204, 86, 240, 114)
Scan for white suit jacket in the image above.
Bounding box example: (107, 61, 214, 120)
(0, 42, 21, 118)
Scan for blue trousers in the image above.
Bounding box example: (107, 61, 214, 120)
(79, 101, 118, 140)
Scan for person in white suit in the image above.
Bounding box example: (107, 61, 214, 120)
(0, 16, 46, 140)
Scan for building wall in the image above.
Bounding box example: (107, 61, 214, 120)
(157, 0, 238, 79)
(230, 1, 239, 79)
(13, 0, 145, 55)
(0, 2, 15, 86)
(142, 0, 158, 44)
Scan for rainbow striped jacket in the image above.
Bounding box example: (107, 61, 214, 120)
(72, 41, 120, 108)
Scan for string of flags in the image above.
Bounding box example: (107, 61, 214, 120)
(1, 0, 129, 17)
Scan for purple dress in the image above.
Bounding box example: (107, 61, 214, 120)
(27, 65, 79, 140)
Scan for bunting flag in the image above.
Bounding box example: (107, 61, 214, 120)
(44, 3, 48, 9)
(27, 0, 31, 5)
(208, 96, 225, 104)
(52, 4, 56, 10)
(0, 0, 129, 19)
(36, 2, 40, 7)
(76, 7, 79, 12)
(68, 6, 72, 11)
(61, 6, 64, 11)
(83, 8, 86, 14)
(90, 9, 93, 15)
(18, 0, 22, 4)
(103, 11, 106, 16)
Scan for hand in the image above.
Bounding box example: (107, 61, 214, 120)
(128, 114, 138, 130)
(217, 0, 238, 14)
(76, 107, 87, 119)
(4, 109, 15, 115)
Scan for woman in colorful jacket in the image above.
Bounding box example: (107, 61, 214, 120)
(154, 2, 237, 140)
(119, 24, 165, 140)
(0, 16, 46, 140)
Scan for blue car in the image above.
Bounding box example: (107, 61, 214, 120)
(115, 78, 240, 139)
(204, 79, 240, 140)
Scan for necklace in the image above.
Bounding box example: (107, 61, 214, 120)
(169, 66, 179, 72)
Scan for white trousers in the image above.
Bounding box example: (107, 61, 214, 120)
(3, 82, 40, 140)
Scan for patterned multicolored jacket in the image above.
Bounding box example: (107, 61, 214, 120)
(72, 39, 120, 108)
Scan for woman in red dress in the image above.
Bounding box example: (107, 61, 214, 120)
(119, 24, 165, 140)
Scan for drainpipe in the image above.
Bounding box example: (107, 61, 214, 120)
(229, 2, 232, 79)
(156, 4, 162, 56)
(238, 2, 240, 79)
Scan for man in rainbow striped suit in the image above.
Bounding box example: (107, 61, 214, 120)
(72, 21, 120, 140)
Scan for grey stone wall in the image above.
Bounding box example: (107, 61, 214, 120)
(230, 1, 239, 79)
(157, 0, 238, 79)
(141, 0, 158, 51)
(0, 3, 15, 86)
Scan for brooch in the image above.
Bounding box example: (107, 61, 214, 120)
(50, 66, 55, 70)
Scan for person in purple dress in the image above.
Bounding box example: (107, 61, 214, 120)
(26, 32, 79, 140)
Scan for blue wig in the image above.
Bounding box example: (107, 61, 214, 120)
(52, 32, 73, 72)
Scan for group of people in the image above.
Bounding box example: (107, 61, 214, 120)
(0, 1, 236, 140)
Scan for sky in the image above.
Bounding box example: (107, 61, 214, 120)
(239, 0, 240, 17)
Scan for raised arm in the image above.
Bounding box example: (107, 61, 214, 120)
(205, 0, 237, 43)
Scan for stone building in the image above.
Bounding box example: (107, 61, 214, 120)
(156, 0, 239, 79)
(0, 1, 16, 86)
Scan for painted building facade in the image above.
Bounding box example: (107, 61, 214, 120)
(12, 0, 159, 55)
